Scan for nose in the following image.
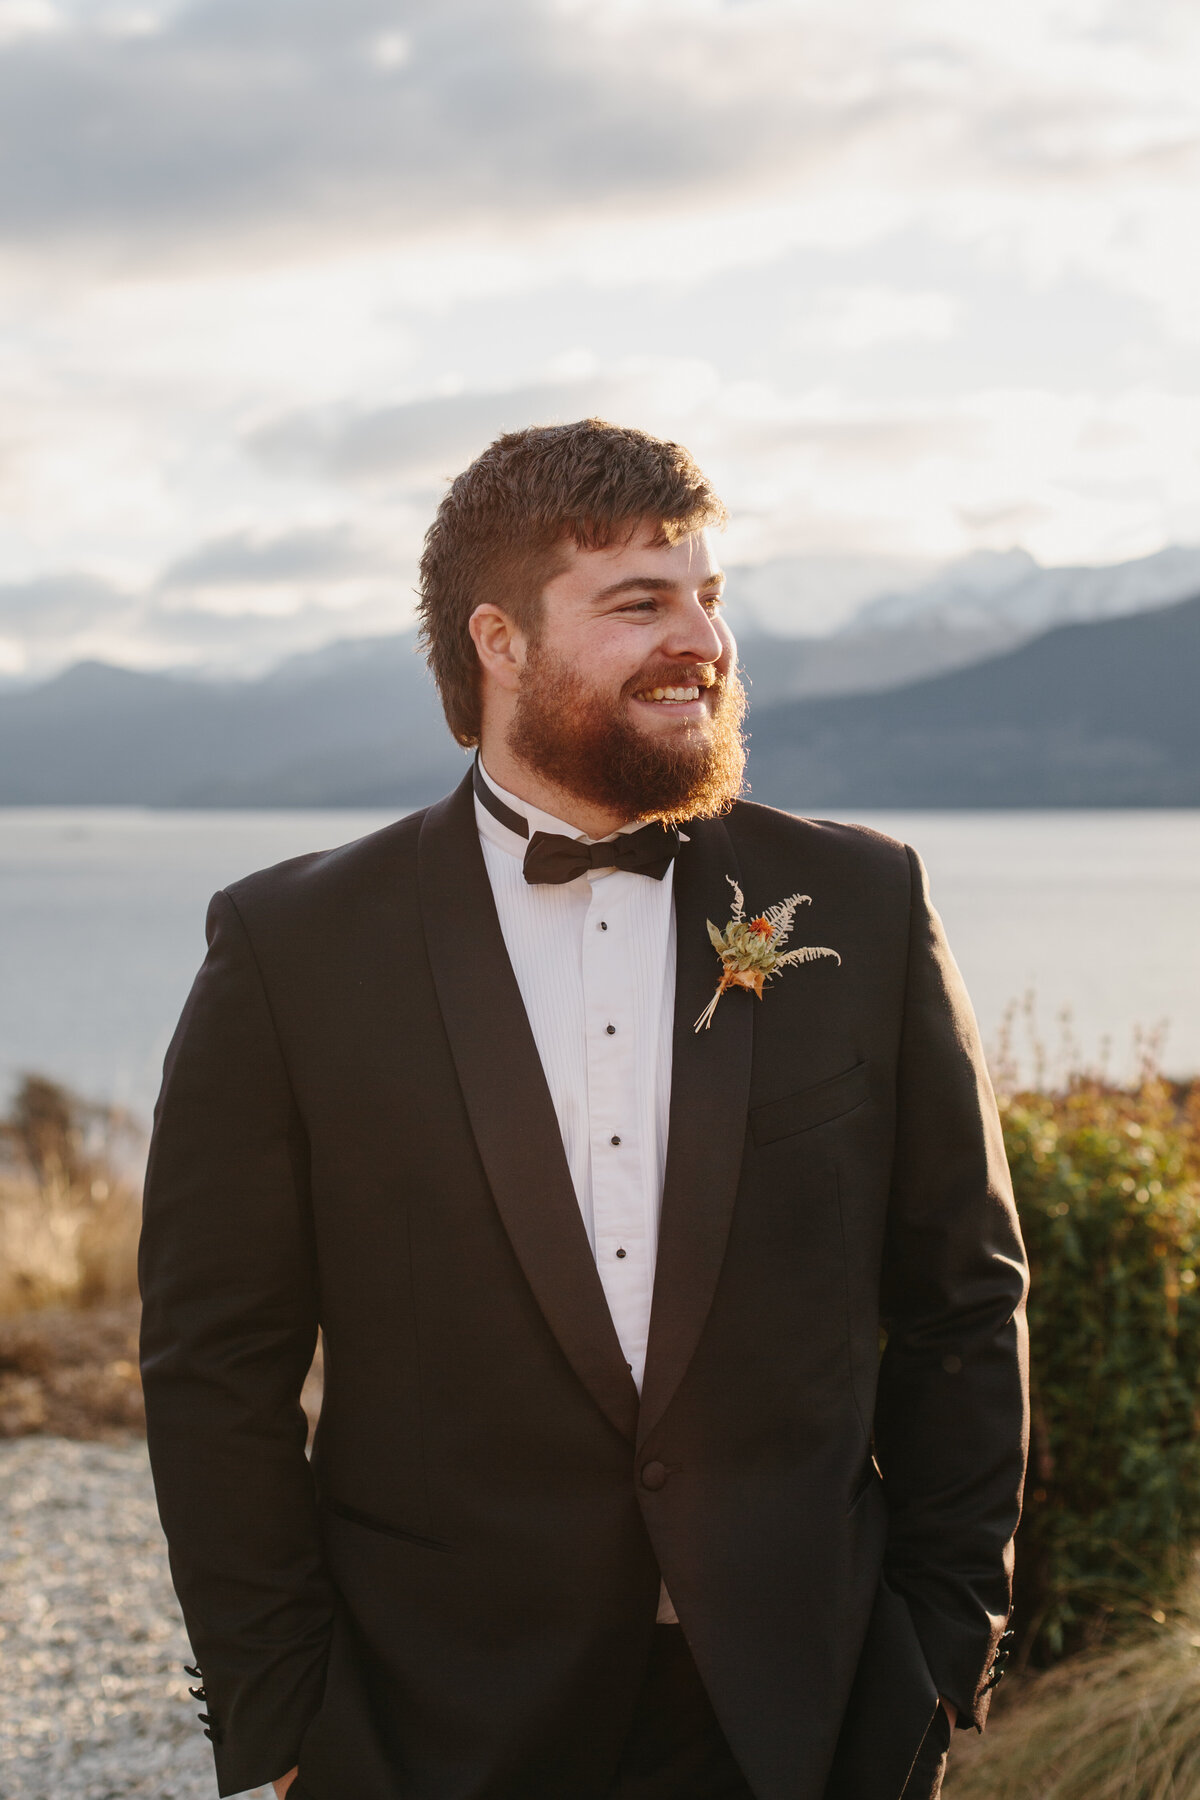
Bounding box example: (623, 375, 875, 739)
(664, 594, 729, 669)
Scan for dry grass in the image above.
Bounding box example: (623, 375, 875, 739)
(0, 1301, 145, 1437)
(0, 1072, 324, 1442)
(0, 1073, 332, 1449)
(0, 1300, 325, 1443)
(0, 1072, 143, 1317)
(0, 1171, 141, 1316)
(946, 1572, 1200, 1800)
(0, 1075, 149, 1437)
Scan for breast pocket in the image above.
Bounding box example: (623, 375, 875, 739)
(749, 1060, 871, 1148)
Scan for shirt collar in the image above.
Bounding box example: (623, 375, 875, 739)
(474, 756, 653, 862)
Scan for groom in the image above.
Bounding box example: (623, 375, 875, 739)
(140, 419, 1028, 1800)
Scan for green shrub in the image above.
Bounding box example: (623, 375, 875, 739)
(1004, 1074, 1200, 1662)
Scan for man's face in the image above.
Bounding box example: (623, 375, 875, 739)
(506, 524, 746, 823)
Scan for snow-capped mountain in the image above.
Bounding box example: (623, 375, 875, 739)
(724, 554, 937, 638)
(844, 545, 1200, 636)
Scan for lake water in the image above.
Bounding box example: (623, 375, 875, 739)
(1, 808, 1198, 1149)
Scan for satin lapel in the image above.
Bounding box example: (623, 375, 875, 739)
(418, 772, 639, 1443)
(639, 814, 754, 1447)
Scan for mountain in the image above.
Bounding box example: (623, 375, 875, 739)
(725, 544, 1200, 708)
(0, 639, 468, 807)
(724, 553, 937, 636)
(0, 618, 1012, 807)
(845, 544, 1200, 636)
(745, 590, 1200, 808)
(4, 543, 1196, 709)
(2, 591, 1196, 809)
(730, 617, 1022, 707)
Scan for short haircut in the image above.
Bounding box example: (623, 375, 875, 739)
(417, 417, 728, 746)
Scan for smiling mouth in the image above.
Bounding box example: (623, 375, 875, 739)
(633, 684, 703, 703)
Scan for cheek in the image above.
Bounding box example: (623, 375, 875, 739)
(586, 629, 655, 686)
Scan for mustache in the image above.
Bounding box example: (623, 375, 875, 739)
(624, 665, 723, 695)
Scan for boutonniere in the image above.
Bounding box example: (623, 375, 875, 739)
(694, 877, 841, 1032)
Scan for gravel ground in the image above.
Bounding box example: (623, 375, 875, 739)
(0, 1435, 271, 1800)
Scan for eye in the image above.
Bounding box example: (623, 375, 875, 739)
(701, 592, 724, 610)
(619, 598, 658, 613)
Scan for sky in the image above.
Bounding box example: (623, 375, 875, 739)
(3, 0, 1200, 678)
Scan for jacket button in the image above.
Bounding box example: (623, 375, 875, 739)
(641, 1460, 668, 1491)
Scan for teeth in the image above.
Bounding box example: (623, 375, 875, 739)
(637, 684, 703, 701)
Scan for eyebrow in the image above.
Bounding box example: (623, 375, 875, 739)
(589, 570, 726, 604)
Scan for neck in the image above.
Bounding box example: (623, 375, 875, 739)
(478, 737, 631, 839)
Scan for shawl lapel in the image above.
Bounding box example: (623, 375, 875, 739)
(417, 771, 640, 1443)
(639, 813, 755, 1447)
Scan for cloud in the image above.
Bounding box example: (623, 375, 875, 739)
(137, 597, 404, 656)
(245, 354, 729, 486)
(242, 359, 1200, 575)
(0, 1, 63, 50)
(159, 523, 380, 587)
(0, 526, 418, 677)
(4, 0, 1200, 673)
(246, 378, 632, 484)
(0, 568, 141, 676)
(0, 570, 131, 636)
(0, 0, 817, 258)
(0, 582, 418, 679)
(787, 286, 959, 351)
(2, 0, 1196, 267)
(725, 412, 980, 465)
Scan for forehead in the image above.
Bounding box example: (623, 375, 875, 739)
(547, 524, 722, 601)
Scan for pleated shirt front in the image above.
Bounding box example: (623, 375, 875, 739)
(474, 758, 677, 1398)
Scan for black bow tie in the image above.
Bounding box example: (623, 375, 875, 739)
(473, 757, 680, 886)
(523, 823, 679, 885)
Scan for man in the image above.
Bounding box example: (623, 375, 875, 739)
(140, 419, 1028, 1800)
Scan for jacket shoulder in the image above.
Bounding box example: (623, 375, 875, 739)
(220, 806, 427, 930)
(722, 797, 913, 891)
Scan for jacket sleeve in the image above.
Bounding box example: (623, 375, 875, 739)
(139, 889, 335, 1797)
(874, 846, 1029, 1729)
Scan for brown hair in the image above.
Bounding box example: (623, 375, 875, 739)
(416, 417, 728, 745)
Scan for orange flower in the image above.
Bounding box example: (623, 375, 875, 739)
(695, 877, 841, 1032)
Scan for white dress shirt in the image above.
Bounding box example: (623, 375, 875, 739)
(474, 758, 677, 1396)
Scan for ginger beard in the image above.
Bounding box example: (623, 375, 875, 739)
(507, 640, 748, 825)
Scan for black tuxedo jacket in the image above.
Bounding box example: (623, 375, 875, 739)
(139, 772, 1028, 1800)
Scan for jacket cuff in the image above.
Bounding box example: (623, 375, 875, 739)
(185, 1634, 329, 1799)
(898, 1593, 1013, 1732)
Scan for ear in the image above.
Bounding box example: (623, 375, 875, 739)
(469, 604, 527, 694)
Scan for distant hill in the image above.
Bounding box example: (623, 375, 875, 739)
(731, 616, 1022, 706)
(0, 620, 999, 802)
(729, 542, 1200, 707)
(0, 640, 468, 807)
(1, 592, 1196, 808)
(746, 590, 1200, 808)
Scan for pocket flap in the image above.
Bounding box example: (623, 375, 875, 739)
(750, 1060, 870, 1147)
(322, 1498, 452, 1552)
